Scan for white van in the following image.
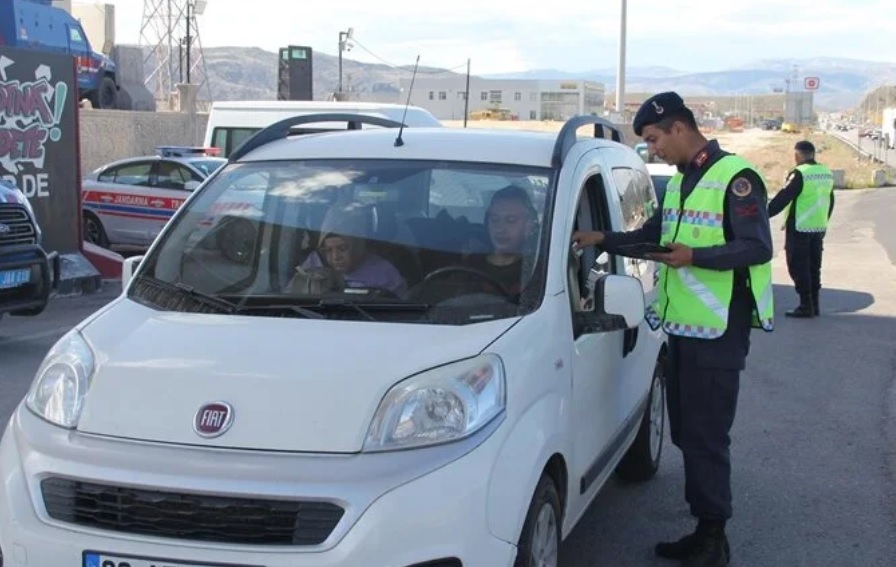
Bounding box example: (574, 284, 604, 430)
(203, 100, 443, 157)
(1, 114, 667, 567)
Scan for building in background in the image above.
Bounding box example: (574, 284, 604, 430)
(398, 77, 605, 121)
(70, 0, 115, 55)
(605, 92, 801, 127)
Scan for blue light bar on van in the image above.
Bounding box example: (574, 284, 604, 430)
(156, 145, 222, 157)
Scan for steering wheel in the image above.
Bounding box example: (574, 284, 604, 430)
(416, 266, 513, 299)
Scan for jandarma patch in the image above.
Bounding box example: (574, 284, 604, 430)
(732, 177, 752, 197)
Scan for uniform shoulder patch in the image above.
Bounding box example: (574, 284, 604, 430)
(731, 177, 753, 198)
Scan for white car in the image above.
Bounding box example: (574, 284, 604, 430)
(0, 113, 666, 567)
(81, 147, 227, 252)
(646, 162, 678, 203)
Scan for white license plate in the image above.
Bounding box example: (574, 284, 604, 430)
(0, 268, 30, 289)
(83, 551, 258, 567)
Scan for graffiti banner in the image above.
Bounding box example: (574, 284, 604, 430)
(0, 47, 79, 254)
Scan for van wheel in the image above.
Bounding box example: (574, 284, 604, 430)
(514, 474, 561, 567)
(83, 212, 109, 248)
(616, 358, 665, 482)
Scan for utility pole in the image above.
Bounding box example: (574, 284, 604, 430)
(185, 0, 191, 83)
(463, 58, 471, 128)
(615, 0, 627, 116)
(337, 28, 354, 98)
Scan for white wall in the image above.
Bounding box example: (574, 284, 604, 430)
(71, 1, 115, 54)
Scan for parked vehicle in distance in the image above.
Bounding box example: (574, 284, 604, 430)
(0, 0, 120, 108)
(0, 179, 58, 322)
(203, 100, 443, 157)
(81, 147, 226, 253)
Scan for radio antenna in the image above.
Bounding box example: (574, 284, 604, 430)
(394, 55, 420, 147)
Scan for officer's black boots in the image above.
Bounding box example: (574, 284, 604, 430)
(786, 294, 815, 318)
(812, 292, 820, 316)
(656, 520, 730, 565)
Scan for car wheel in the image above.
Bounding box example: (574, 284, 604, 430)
(83, 212, 109, 248)
(514, 474, 561, 567)
(616, 357, 665, 482)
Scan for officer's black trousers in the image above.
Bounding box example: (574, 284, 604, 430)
(665, 335, 741, 521)
(785, 229, 825, 300)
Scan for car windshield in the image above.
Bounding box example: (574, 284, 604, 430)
(131, 159, 554, 325)
(188, 158, 227, 177)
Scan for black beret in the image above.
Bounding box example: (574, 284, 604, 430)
(794, 140, 815, 153)
(633, 91, 687, 136)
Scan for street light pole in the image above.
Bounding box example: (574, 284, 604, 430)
(338, 31, 346, 95)
(185, 1, 192, 84)
(615, 0, 627, 116)
(337, 28, 354, 98)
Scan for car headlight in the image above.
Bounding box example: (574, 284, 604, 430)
(25, 330, 95, 428)
(363, 354, 505, 452)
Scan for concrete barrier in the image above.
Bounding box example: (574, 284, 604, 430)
(79, 109, 209, 174)
(832, 169, 846, 189)
(872, 170, 888, 187)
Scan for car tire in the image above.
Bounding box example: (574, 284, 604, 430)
(616, 357, 665, 482)
(91, 76, 118, 110)
(514, 473, 561, 567)
(83, 211, 110, 248)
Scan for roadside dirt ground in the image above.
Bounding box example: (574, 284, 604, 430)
(442, 120, 888, 191)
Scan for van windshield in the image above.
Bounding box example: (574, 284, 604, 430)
(130, 159, 554, 325)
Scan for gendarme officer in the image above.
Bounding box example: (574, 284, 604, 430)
(767, 140, 835, 317)
(573, 92, 774, 566)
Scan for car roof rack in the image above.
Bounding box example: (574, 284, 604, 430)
(229, 113, 406, 162)
(551, 115, 626, 168)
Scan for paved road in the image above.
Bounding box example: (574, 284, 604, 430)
(2, 189, 895, 566)
(829, 128, 896, 170)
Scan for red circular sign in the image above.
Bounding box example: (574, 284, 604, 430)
(804, 77, 820, 90)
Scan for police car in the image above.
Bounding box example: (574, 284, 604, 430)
(81, 146, 228, 252)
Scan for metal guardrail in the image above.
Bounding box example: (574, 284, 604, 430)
(829, 130, 893, 167)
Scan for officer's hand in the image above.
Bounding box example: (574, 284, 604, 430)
(648, 242, 693, 268)
(572, 230, 604, 250)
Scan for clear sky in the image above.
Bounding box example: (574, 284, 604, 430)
(100, 0, 894, 75)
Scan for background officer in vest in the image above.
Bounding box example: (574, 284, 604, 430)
(768, 140, 835, 317)
(572, 91, 774, 567)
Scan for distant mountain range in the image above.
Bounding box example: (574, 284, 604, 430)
(484, 58, 896, 110)
(138, 45, 894, 111)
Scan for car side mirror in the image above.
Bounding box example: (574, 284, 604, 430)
(573, 274, 645, 334)
(122, 255, 144, 289)
(184, 180, 201, 191)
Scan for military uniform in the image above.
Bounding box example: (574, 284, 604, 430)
(600, 92, 775, 565)
(768, 143, 835, 317)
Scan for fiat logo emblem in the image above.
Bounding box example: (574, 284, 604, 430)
(193, 402, 234, 438)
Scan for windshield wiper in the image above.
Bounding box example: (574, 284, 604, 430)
(133, 275, 237, 314)
(317, 298, 376, 321)
(233, 303, 326, 319)
(316, 298, 431, 321)
(173, 282, 238, 313)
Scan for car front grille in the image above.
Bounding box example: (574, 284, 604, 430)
(0, 205, 37, 246)
(41, 477, 345, 546)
